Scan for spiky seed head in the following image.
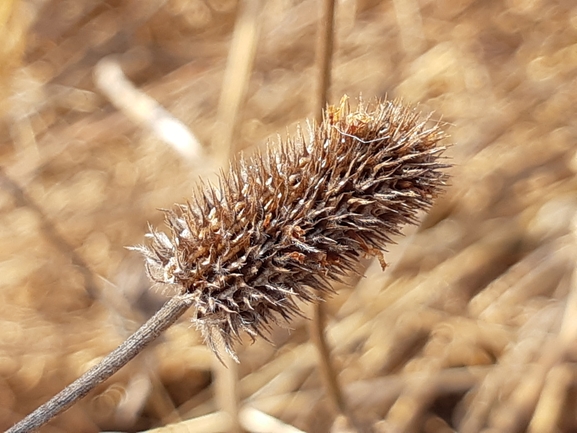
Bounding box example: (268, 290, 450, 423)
(135, 96, 449, 359)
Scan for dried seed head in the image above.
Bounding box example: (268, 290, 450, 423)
(135, 97, 449, 359)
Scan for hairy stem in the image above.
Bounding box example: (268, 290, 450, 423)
(7, 295, 193, 433)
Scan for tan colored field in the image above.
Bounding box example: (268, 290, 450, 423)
(1, 0, 577, 432)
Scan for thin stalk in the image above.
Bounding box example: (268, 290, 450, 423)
(6, 295, 194, 433)
(310, 0, 347, 417)
(211, 0, 262, 163)
(209, 1, 263, 430)
(310, 302, 347, 415)
(313, 0, 336, 122)
(213, 353, 243, 433)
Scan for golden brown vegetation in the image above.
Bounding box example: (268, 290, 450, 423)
(1, 0, 577, 432)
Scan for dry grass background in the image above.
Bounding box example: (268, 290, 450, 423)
(1, 0, 577, 432)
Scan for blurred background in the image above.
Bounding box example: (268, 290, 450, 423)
(1, 0, 577, 432)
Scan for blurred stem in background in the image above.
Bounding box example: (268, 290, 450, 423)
(211, 0, 263, 165)
(211, 1, 263, 432)
(310, 0, 349, 420)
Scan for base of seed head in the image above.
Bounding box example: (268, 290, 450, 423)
(134, 96, 449, 360)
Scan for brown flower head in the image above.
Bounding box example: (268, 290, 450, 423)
(135, 97, 449, 359)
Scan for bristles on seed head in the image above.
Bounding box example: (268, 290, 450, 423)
(137, 96, 449, 359)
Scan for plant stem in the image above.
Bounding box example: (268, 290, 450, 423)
(211, 0, 262, 163)
(310, 302, 347, 415)
(310, 0, 347, 418)
(313, 0, 336, 122)
(213, 352, 243, 433)
(6, 294, 194, 433)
